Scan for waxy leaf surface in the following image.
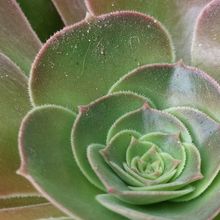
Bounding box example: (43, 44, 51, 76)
(18, 105, 126, 220)
(86, 0, 211, 62)
(72, 92, 148, 189)
(110, 63, 220, 122)
(97, 173, 220, 220)
(30, 11, 174, 111)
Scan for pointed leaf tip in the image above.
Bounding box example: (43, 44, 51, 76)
(143, 102, 151, 110)
(78, 105, 90, 114)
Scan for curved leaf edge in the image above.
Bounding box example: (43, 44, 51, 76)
(71, 91, 153, 191)
(191, 0, 220, 73)
(109, 60, 220, 97)
(28, 10, 176, 109)
(17, 104, 76, 219)
(108, 61, 220, 123)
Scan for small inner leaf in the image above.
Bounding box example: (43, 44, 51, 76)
(126, 137, 160, 166)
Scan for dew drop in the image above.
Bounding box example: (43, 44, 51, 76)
(100, 47, 105, 55)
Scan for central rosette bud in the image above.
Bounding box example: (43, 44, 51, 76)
(101, 130, 186, 190)
(129, 141, 164, 179)
(125, 137, 180, 182)
(87, 103, 204, 205)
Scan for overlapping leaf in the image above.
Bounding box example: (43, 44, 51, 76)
(10, 5, 220, 220)
(86, 0, 212, 63)
(30, 11, 174, 111)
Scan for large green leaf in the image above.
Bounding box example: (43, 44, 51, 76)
(191, 0, 220, 83)
(86, 0, 211, 62)
(30, 11, 174, 111)
(0, 53, 37, 197)
(110, 63, 220, 122)
(0, 0, 41, 75)
(18, 105, 126, 220)
(97, 173, 220, 220)
(52, 0, 87, 25)
(17, 0, 64, 42)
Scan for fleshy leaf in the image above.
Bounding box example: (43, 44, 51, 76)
(102, 130, 141, 168)
(167, 107, 220, 201)
(191, 0, 220, 83)
(126, 138, 161, 169)
(130, 142, 202, 192)
(52, 0, 87, 25)
(107, 106, 191, 143)
(97, 173, 220, 220)
(86, 0, 211, 62)
(88, 144, 129, 190)
(101, 106, 202, 191)
(110, 162, 145, 187)
(17, 0, 64, 42)
(110, 186, 194, 205)
(72, 93, 152, 189)
(0, 53, 37, 197)
(30, 11, 174, 111)
(110, 63, 220, 122)
(72, 92, 148, 190)
(88, 144, 194, 205)
(124, 163, 177, 187)
(0, 203, 64, 220)
(18, 105, 126, 220)
(140, 132, 186, 178)
(0, 0, 41, 75)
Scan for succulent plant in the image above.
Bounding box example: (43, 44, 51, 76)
(1, 0, 220, 219)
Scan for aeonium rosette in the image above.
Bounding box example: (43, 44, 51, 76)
(2, 0, 220, 219)
(14, 7, 220, 220)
